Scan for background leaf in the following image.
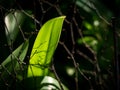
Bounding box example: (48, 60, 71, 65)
(4, 10, 25, 45)
(0, 40, 29, 80)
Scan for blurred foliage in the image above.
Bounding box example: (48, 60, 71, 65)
(0, 0, 120, 90)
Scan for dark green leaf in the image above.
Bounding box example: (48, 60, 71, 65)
(0, 40, 29, 79)
(5, 10, 25, 45)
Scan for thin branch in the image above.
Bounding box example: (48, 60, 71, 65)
(15, 1, 41, 25)
(76, 50, 94, 64)
(80, 0, 111, 25)
(70, 22, 75, 54)
(73, 14, 103, 88)
(59, 41, 79, 90)
(94, 7, 111, 25)
(13, 13, 26, 41)
(21, 10, 40, 24)
(77, 64, 94, 90)
(51, 63, 64, 90)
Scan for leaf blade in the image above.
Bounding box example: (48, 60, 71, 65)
(5, 10, 25, 45)
(28, 16, 66, 77)
(0, 40, 29, 79)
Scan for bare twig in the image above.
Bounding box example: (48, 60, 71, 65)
(76, 50, 94, 64)
(70, 22, 75, 54)
(80, 0, 111, 25)
(21, 10, 40, 24)
(51, 63, 64, 90)
(77, 63, 94, 90)
(73, 14, 103, 89)
(59, 41, 79, 90)
(13, 13, 26, 41)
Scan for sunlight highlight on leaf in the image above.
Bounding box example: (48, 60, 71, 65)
(27, 16, 66, 77)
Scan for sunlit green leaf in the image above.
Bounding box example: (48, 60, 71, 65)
(27, 16, 66, 77)
(5, 10, 25, 45)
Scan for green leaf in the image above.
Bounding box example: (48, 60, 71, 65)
(5, 10, 25, 45)
(38, 76, 68, 90)
(20, 76, 68, 90)
(27, 16, 66, 77)
(0, 40, 29, 79)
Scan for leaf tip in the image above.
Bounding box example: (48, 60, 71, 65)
(60, 16, 66, 19)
